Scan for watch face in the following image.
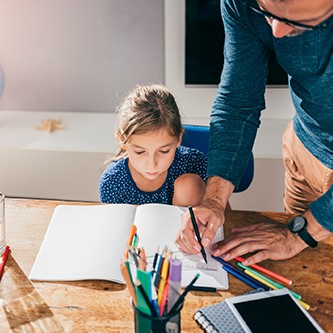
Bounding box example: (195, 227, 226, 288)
(291, 216, 306, 232)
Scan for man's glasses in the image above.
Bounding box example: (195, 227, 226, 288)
(242, 0, 329, 31)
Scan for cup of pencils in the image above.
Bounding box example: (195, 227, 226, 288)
(131, 297, 183, 333)
(127, 250, 184, 333)
(123, 227, 198, 333)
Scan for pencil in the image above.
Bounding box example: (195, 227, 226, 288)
(157, 251, 170, 305)
(120, 260, 137, 306)
(238, 262, 301, 300)
(212, 256, 269, 291)
(0, 245, 10, 281)
(189, 206, 207, 264)
(235, 256, 292, 286)
(125, 225, 137, 258)
(244, 270, 276, 289)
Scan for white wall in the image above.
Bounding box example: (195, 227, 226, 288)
(0, 0, 164, 112)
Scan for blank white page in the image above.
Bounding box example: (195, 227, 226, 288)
(29, 204, 136, 283)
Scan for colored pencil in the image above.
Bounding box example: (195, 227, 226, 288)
(238, 262, 301, 300)
(235, 256, 292, 285)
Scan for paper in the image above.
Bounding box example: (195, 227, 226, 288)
(29, 203, 228, 289)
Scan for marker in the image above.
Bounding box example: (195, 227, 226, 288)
(168, 273, 200, 314)
(167, 258, 182, 313)
(189, 206, 207, 264)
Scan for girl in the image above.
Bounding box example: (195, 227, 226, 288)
(99, 84, 207, 206)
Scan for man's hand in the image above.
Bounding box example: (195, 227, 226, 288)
(175, 176, 234, 254)
(175, 203, 225, 254)
(211, 222, 307, 266)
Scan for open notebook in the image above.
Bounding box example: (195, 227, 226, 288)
(29, 203, 228, 289)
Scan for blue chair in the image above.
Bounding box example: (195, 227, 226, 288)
(181, 124, 254, 193)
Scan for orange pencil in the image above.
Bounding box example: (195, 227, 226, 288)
(125, 225, 137, 258)
(235, 256, 292, 286)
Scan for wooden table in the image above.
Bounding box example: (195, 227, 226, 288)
(1, 198, 332, 332)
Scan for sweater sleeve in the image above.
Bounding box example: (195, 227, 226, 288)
(207, 0, 269, 187)
(310, 185, 333, 232)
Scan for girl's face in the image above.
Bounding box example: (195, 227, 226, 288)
(124, 128, 182, 184)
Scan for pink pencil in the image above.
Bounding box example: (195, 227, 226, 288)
(0, 245, 11, 281)
(234, 256, 292, 286)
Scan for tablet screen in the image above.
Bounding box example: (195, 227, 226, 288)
(226, 290, 324, 333)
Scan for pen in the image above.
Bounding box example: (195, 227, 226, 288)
(189, 206, 207, 264)
(150, 280, 160, 317)
(235, 256, 292, 285)
(212, 256, 269, 291)
(153, 247, 164, 287)
(188, 286, 217, 292)
(168, 273, 200, 314)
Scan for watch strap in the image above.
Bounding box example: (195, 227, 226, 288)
(297, 228, 318, 248)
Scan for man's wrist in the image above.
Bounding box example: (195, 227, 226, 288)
(203, 176, 234, 210)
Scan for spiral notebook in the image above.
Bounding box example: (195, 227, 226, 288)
(194, 289, 263, 333)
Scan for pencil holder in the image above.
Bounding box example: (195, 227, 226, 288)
(131, 300, 182, 333)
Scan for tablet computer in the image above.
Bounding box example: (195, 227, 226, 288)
(226, 289, 324, 333)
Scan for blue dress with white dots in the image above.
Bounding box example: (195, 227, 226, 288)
(99, 146, 207, 205)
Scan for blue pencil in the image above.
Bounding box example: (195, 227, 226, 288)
(212, 256, 269, 291)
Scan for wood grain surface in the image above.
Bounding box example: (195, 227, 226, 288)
(0, 198, 332, 332)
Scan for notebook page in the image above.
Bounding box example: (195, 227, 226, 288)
(134, 204, 228, 289)
(29, 204, 137, 282)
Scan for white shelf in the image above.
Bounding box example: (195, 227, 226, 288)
(0, 111, 118, 201)
(0, 110, 118, 153)
(0, 111, 288, 202)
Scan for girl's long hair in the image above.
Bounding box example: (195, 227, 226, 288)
(109, 84, 182, 163)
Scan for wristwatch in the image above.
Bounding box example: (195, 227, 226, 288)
(288, 216, 318, 248)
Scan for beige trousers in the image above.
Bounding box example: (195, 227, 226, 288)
(282, 122, 333, 214)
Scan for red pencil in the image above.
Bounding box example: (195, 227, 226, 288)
(234, 256, 292, 286)
(0, 245, 10, 281)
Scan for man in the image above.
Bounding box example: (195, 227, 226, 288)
(176, 0, 333, 266)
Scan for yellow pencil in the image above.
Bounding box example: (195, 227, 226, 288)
(244, 270, 310, 310)
(157, 251, 170, 305)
